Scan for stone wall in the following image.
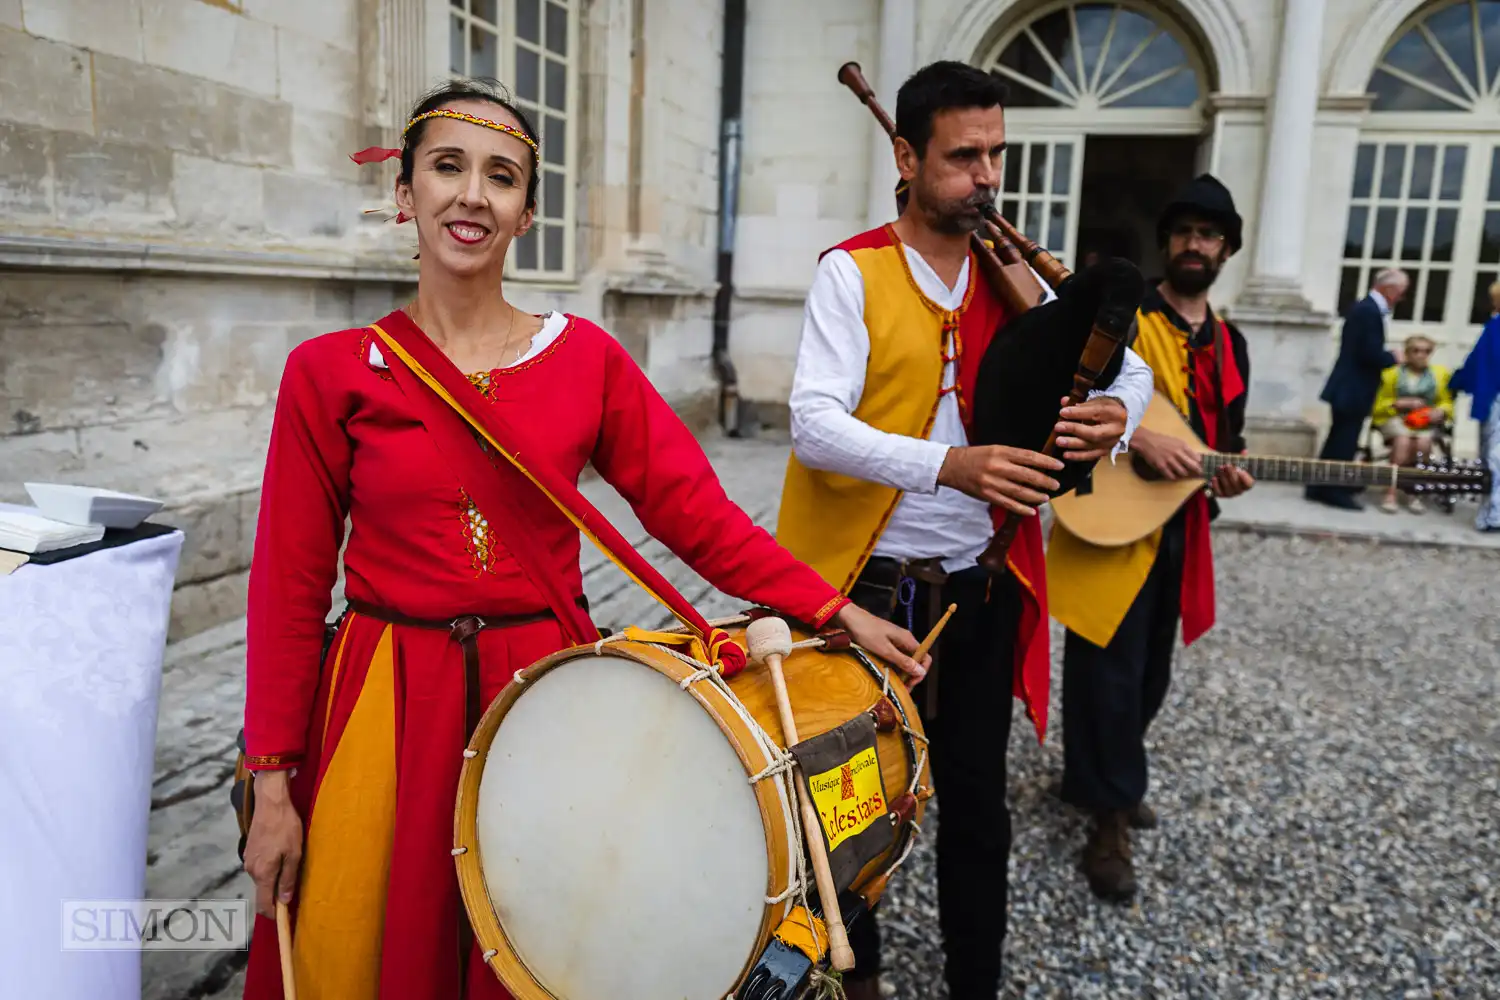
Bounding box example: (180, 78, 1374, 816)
(730, 0, 877, 417)
(1, 0, 735, 640)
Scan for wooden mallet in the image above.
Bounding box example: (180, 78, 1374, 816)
(276, 899, 297, 1000)
(746, 616, 856, 972)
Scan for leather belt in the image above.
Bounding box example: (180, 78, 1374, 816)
(345, 597, 587, 741)
(854, 556, 949, 722)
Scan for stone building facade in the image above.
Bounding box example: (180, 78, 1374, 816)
(2, 0, 1494, 638)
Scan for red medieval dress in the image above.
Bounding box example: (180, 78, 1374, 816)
(240, 308, 849, 1000)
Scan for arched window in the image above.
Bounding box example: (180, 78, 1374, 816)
(989, 2, 1202, 111)
(1341, 0, 1500, 341)
(1370, 0, 1500, 111)
(978, 2, 1211, 270)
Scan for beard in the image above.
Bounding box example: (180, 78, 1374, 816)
(1164, 250, 1222, 295)
(913, 183, 995, 235)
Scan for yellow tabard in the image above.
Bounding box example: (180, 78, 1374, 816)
(775, 235, 966, 592)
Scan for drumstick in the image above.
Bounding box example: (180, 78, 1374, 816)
(913, 603, 958, 663)
(746, 617, 856, 972)
(276, 900, 297, 1000)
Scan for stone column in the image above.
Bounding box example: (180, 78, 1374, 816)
(1243, 0, 1327, 307)
(1222, 0, 1341, 456)
(866, 0, 916, 228)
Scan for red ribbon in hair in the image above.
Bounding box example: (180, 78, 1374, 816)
(350, 146, 401, 165)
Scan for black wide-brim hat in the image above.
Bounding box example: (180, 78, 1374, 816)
(1156, 173, 1242, 253)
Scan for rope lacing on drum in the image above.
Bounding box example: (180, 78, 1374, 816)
(584, 626, 930, 972)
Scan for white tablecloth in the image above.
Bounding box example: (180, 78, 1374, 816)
(0, 530, 184, 1000)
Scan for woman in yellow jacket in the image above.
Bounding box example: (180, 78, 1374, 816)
(1372, 335, 1454, 513)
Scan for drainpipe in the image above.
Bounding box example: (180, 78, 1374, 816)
(712, 0, 747, 436)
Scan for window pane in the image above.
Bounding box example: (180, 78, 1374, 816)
(544, 225, 565, 272)
(1051, 143, 1072, 195)
(1441, 145, 1467, 198)
(1001, 198, 1019, 222)
(1401, 207, 1428, 260)
(1097, 9, 1156, 84)
(542, 168, 565, 220)
(1382, 31, 1451, 90)
(1338, 266, 1364, 315)
(1108, 32, 1191, 95)
(1003, 149, 1022, 192)
(1483, 1, 1500, 91)
(545, 114, 565, 166)
(993, 40, 1066, 107)
(1470, 270, 1498, 324)
(546, 2, 568, 56)
(1433, 207, 1459, 261)
(1425, 2, 1479, 91)
(517, 0, 540, 43)
(1394, 281, 1416, 321)
(516, 47, 539, 103)
(1027, 144, 1049, 193)
(1344, 206, 1369, 258)
(1479, 209, 1500, 263)
(1423, 269, 1448, 323)
(1489, 147, 1500, 202)
(516, 231, 539, 270)
(1370, 69, 1461, 111)
(1410, 145, 1436, 199)
(1074, 5, 1112, 83)
(1380, 145, 1406, 198)
(1048, 201, 1067, 251)
(1109, 69, 1200, 108)
(1372, 206, 1398, 258)
(545, 57, 567, 111)
(469, 23, 496, 78)
(450, 14, 464, 74)
(471, 0, 496, 25)
(1025, 199, 1043, 237)
(1352, 144, 1377, 198)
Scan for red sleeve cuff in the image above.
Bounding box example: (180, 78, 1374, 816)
(243, 752, 303, 771)
(810, 595, 850, 630)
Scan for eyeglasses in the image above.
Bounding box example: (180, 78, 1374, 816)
(1170, 223, 1226, 247)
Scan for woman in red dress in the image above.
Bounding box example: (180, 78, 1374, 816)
(238, 79, 928, 1000)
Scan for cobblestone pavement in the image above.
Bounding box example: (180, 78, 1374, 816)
(159, 436, 1497, 999)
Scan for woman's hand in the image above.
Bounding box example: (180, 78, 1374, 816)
(831, 603, 929, 682)
(242, 771, 304, 919)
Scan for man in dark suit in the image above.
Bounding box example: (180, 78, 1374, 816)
(1306, 269, 1409, 509)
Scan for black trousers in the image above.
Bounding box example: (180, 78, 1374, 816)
(1306, 408, 1368, 503)
(1060, 516, 1184, 812)
(844, 561, 1018, 999)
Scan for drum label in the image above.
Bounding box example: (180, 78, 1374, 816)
(807, 748, 885, 852)
(791, 713, 895, 893)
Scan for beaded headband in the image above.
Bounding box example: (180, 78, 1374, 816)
(349, 107, 541, 225)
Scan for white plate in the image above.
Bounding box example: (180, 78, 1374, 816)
(23, 482, 165, 530)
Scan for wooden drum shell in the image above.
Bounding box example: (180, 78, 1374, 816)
(453, 621, 930, 999)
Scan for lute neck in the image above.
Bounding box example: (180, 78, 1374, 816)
(1200, 452, 1412, 488)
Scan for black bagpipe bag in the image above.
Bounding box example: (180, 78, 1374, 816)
(970, 256, 1145, 498)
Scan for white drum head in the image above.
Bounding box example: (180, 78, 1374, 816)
(476, 652, 770, 999)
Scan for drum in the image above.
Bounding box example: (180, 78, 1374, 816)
(453, 616, 930, 1000)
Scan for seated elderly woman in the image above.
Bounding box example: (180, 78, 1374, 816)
(1372, 334, 1454, 514)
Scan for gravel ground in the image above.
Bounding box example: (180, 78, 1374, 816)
(879, 531, 1500, 999)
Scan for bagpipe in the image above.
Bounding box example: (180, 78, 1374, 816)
(837, 63, 1144, 572)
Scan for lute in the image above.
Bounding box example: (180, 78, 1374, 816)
(1049, 393, 1491, 548)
